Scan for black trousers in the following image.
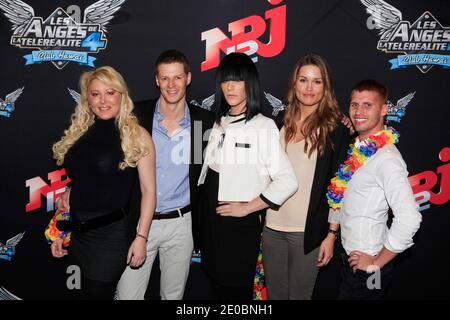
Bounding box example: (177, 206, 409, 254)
(199, 169, 262, 290)
(212, 282, 254, 300)
(338, 251, 394, 300)
(81, 276, 117, 300)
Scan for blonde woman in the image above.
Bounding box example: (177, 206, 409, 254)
(263, 54, 351, 299)
(51, 66, 156, 299)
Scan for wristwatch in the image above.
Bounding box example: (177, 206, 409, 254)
(328, 229, 340, 238)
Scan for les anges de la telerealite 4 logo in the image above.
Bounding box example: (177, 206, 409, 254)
(361, 0, 449, 73)
(0, 0, 126, 70)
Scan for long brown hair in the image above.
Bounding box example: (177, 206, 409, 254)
(284, 54, 342, 157)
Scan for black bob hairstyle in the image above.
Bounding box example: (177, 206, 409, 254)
(214, 52, 262, 124)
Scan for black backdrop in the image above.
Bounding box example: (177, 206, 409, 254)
(0, 0, 449, 300)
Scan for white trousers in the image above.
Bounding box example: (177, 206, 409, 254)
(116, 212, 194, 300)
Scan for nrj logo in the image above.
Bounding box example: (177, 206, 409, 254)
(361, 0, 449, 73)
(409, 147, 450, 212)
(26, 169, 71, 213)
(201, 0, 286, 72)
(0, 0, 125, 69)
(0, 87, 24, 118)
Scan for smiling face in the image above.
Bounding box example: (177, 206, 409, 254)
(221, 80, 246, 114)
(295, 64, 324, 110)
(350, 90, 387, 140)
(156, 62, 191, 106)
(87, 79, 122, 120)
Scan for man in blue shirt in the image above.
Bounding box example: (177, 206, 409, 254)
(116, 50, 214, 300)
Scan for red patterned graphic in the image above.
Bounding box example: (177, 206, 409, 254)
(409, 147, 450, 211)
(201, 0, 286, 72)
(25, 169, 71, 213)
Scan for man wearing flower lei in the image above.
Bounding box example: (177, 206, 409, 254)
(326, 79, 421, 299)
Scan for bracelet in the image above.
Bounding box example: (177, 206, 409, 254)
(136, 233, 148, 242)
(328, 229, 339, 238)
(44, 210, 71, 246)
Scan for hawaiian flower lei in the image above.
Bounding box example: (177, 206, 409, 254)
(253, 240, 266, 300)
(44, 210, 71, 247)
(326, 126, 400, 210)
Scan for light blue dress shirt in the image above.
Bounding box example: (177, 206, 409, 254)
(152, 99, 191, 213)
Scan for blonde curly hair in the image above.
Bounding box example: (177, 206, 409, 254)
(53, 66, 148, 170)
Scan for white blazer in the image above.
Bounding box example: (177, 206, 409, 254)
(198, 113, 298, 208)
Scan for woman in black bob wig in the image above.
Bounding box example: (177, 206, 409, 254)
(197, 53, 298, 300)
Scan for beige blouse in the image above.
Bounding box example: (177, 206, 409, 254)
(266, 127, 317, 232)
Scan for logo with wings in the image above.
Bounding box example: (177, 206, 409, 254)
(361, 0, 449, 73)
(0, 0, 125, 69)
(190, 94, 215, 111)
(0, 287, 21, 300)
(190, 92, 285, 117)
(68, 88, 81, 105)
(0, 232, 25, 261)
(386, 92, 415, 123)
(191, 250, 201, 264)
(264, 92, 286, 117)
(0, 87, 24, 118)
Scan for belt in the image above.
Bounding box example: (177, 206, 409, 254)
(56, 209, 125, 232)
(153, 205, 191, 220)
(340, 252, 350, 267)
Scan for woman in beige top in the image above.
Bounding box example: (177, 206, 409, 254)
(262, 54, 351, 300)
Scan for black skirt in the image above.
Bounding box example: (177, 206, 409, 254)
(68, 210, 128, 282)
(199, 168, 263, 287)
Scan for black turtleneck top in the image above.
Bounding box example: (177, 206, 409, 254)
(64, 118, 137, 215)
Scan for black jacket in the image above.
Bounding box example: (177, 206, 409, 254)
(275, 112, 350, 254)
(303, 124, 350, 254)
(127, 99, 214, 251)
